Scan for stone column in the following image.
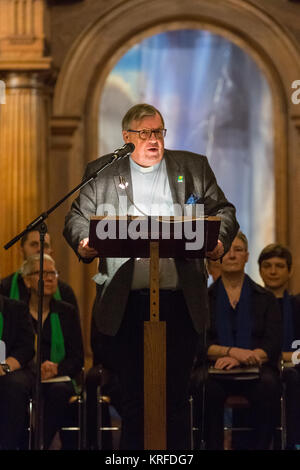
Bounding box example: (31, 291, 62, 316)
(0, 0, 51, 277)
(0, 72, 50, 275)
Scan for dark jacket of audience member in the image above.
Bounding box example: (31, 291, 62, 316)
(207, 275, 282, 367)
(0, 295, 35, 449)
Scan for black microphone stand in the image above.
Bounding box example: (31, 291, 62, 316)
(199, 321, 207, 450)
(3, 151, 131, 450)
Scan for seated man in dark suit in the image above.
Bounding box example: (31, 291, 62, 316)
(258, 243, 300, 449)
(0, 293, 35, 449)
(191, 231, 282, 450)
(0, 229, 78, 310)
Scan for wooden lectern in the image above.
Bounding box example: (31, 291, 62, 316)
(89, 215, 220, 450)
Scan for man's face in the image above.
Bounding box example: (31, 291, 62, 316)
(21, 231, 52, 260)
(221, 237, 249, 274)
(259, 256, 291, 291)
(122, 113, 165, 167)
(24, 259, 58, 296)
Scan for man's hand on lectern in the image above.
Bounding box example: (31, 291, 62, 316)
(206, 239, 224, 260)
(78, 238, 98, 258)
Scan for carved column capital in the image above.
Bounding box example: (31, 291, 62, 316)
(0, 0, 52, 70)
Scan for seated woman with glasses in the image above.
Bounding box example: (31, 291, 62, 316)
(21, 254, 84, 450)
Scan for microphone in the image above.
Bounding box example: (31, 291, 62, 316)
(113, 142, 135, 160)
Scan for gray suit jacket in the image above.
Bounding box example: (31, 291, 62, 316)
(63, 149, 239, 336)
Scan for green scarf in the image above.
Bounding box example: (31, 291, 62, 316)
(53, 285, 62, 301)
(9, 271, 20, 300)
(51, 290, 79, 393)
(50, 312, 65, 363)
(50, 286, 65, 363)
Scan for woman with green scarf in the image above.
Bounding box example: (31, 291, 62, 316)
(22, 254, 84, 450)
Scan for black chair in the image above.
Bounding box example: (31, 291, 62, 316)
(26, 369, 86, 450)
(60, 369, 87, 450)
(208, 366, 285, 450)
(85, 364, 121, 450)
(96, 377, 121, 450)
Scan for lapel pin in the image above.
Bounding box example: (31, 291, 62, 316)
(118, 176, 129, 189)
(177, 175, 183, 183)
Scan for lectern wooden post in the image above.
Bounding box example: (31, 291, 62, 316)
(144, 241, 166, 449)
(89, 215, 221, 450)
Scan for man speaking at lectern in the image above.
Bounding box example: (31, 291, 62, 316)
(63, 103, 239, 449)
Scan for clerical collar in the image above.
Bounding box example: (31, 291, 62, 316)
(130, 157, 162, 174)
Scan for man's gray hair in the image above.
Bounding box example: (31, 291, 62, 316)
(21, 253, 55, 276)
(122, 103, 165, 130)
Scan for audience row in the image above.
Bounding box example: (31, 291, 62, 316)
(0, 229, 299, 449)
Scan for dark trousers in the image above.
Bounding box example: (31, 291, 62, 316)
(283, 366, 300, 449)
(0, 369, 32, 449)
(42, 381, 75, 449)
(192, 365, 281, 450)
(96, 290, 200, 450)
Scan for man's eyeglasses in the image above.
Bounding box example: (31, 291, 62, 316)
(127, 128, 167, 140)
(29, 271, 59, 279)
